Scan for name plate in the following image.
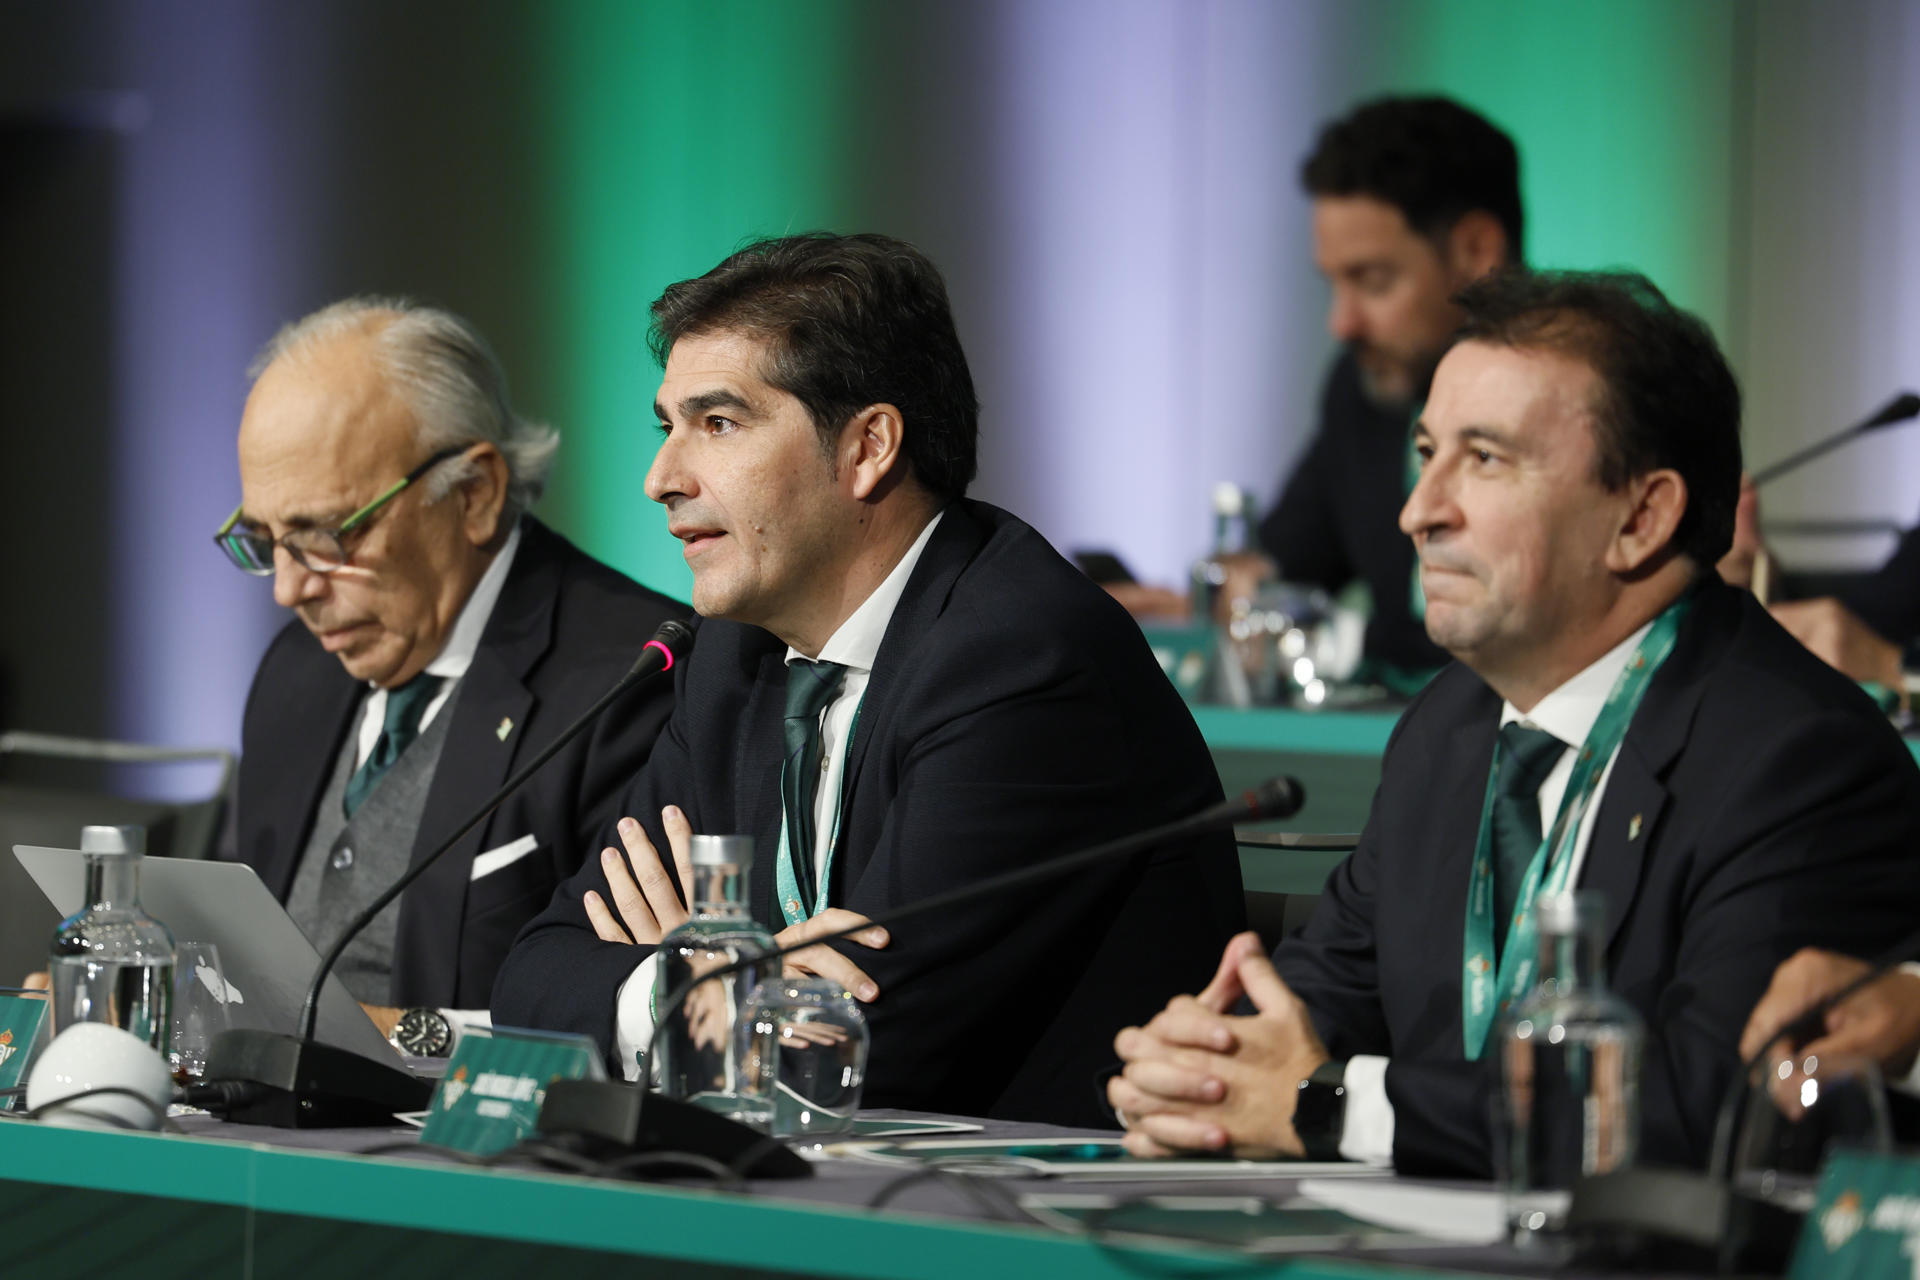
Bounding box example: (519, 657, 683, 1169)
(1793, 1148, 1920, 1278)
(0, 992, 49, 1110)
(420, 1025, 604, 1156)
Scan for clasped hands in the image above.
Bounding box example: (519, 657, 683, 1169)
(582, 804, 889, 1006)
(1108, 930, 1330, 1158)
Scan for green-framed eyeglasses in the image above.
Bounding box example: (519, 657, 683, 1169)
(213, 444, 472, 576)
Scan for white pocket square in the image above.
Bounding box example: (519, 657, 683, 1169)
(470, 833, 540, 881)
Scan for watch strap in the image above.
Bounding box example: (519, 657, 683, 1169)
(1294, 1057, 1349, 1161)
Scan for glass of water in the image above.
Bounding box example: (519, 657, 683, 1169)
(740, 977, 869, 1139)
(169, 942, 234, 1082)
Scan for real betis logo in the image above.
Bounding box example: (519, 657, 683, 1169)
(1466, 954, 1491, 1015)
(441, 1064, 469, 1110)
(0, 1029, 14, 1069)
(1820, 1189, 1864, 1251)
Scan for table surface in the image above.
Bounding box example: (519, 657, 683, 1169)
(0, 1104, 1734, 1280)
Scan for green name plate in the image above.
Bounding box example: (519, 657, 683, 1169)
(420, 1025, 605, 1156)
(1792, 1148, 1920, 1278)
(0, 991, 50, 1109)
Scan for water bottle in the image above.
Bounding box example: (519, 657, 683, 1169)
(48, 825, 176, 1060)
(1496, 890, 1643, 1244)
(653, 834, 777, 1127)
(1189, 481, 1252, 621)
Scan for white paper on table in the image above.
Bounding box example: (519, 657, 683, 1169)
(827, 1137, 1390, 1180)
(1295, 1177, 1566, 1243)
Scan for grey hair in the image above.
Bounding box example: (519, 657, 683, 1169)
(249, 296, 559, 518)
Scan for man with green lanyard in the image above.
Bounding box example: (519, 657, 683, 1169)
(1110, 269, 1920, 1175)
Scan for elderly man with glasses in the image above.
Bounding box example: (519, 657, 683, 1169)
(218, 297, 685, 1056)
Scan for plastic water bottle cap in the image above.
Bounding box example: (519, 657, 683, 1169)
(689, 834, 754, 868)
(79, 825, 145, 856)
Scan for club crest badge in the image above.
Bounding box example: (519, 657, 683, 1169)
(441, 1064, 469, 1110)
(1820, 1189, 1864, 1252)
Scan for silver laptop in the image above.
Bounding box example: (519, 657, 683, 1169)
(14, 845, 406, 1068)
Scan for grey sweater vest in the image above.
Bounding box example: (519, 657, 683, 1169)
(286, 687, 460, 1005)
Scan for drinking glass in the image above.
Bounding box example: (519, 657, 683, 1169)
(741, 977, 869, 1139)
(169, 942, 234, 1082)
(1733, 1050, 1890, 1213)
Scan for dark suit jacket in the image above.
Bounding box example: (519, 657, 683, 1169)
(1257, 352, 1447, 672)
(494, 501, 1246, 1128)
(233, 518, 687, 1009)
(1275, 578, 1920, 1176)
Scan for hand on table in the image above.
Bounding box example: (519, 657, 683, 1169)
(1102, 582, 1192, 621)
(20, 971, 48, 991)
(361, 1004, 403, 1039)
(1769, 598, 1903, 693)
(1107, 931, 1329, 1159)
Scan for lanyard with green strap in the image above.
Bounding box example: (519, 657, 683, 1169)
(1459, 595, 1690, 1059)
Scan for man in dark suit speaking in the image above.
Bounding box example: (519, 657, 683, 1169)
(493, 234, 1244, 1127)
(221, 298, 684, 1056)
(1109, 270, 1920, 1174)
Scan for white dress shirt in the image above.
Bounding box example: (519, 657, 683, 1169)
(1338, 619, 1654, 1164)
(612, 511, 945, 1077)
(352, 519, 522, 766)
(350, 519, 521, 1040)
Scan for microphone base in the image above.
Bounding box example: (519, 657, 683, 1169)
(1565, 1165, 1801, 1273)
(200, 1029, 434, 1128)
(536, 1079, 811, 1179)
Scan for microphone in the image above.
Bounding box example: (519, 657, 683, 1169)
(535, 776, 1304, 1174)
(1750, 391, 1920, 487)
(200, 618, 695, 1127)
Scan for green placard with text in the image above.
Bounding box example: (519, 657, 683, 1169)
(1791, 1148, 1920, 1278)
(420, 1026, 604, 1156)
(0, 993, 49, 1109)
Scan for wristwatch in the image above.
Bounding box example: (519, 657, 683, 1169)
(1293, 1058, 1349, 1161)
(392, 1007, 454, 1057)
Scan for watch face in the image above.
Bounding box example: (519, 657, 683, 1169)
(395, 1008, 451, 1057)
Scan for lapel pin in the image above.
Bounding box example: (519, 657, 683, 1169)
(496, 717, 514, 742)
(1628, 813, 1643, 841)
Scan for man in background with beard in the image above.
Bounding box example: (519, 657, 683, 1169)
(1252, 96, 1521, 678)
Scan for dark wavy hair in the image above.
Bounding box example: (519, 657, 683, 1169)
(1302, 96, 1523, 261)
(649, 232, 979, 500)
(1454, 269, 1743, 568)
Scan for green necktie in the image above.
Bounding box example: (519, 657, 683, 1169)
(1490, 721, 1566, 957)
(782, 659, 847, 910)
(343, 674, 443, 818)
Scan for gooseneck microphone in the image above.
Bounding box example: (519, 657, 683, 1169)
(1750, 391, 1920, 487)
(198, 618, 695, 1127)
(535, 777, 1305, 1174)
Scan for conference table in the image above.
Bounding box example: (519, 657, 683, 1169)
(0, 1106, 1705, 1279)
